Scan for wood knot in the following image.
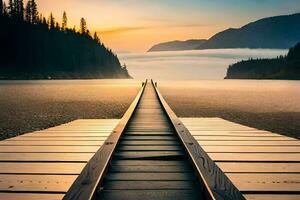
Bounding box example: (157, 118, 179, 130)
(105, 142, 114, 145)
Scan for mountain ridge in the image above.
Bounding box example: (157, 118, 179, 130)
(148, 13, 300, 52)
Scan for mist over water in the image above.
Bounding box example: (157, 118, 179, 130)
(119, 49, 288, 80)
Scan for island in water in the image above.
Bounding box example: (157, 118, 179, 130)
(148, 13, 300, 52)
(148, 39, 207, 52)
(225, 43, 300, 80)
(0, 1, 130, 79)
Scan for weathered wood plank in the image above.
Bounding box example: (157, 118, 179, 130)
(0, 163, 85, 174)
(0, 141, 104, 146)
(110, 160, 187, 166)
(216, 162, 300, 173)
(0, 146, 99, 153)
(227, 173, 300, 192)
(244, 194, 300, 200)
(198, 141, 300, 146)
(105, 172, 196, 181)
(8, 137, 108, 141)
(0, 153, 93, 162)
(114, 151, 185, 160)
(209, 153, 300, 162)
(103, 181, 195, 190)
(109, 165, 191, 172)
(118, 146, 182, 151)
(119, 140, 180, 146)
(194, 136, 295, 141)
(96, 190, 201, 200)
(0, 174, 76, 192)
(0, 193, 64, 200)
(203, 146, 300, 153)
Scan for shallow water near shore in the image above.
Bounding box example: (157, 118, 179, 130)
(0, 79, 299, 139)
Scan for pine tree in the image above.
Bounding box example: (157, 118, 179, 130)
(31, 0, 38, 24)
(8, 0, 15, 17)
(17, 0, 24, 20)
(80, 17, 87, 34)
(49, 13, 55, 29)
(93, 32, 100, 43)
(62, 11, 67, 30)
(25, 0, 31, 22)
(0, 0, 3, 15)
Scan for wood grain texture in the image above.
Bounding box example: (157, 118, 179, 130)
(182, 117, 300, 198)
(0, 119, 119, 199)
(62, 81, 147, 200)
(0, 193, 64, 200)
(153, 80, 245, 200)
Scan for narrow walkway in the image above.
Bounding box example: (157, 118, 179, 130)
(96, 82, 205, 199)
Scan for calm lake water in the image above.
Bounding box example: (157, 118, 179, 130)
(119, 49, 288, 80)
(0, 48, 299, 139)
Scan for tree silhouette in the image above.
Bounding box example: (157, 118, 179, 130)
(94, 32, 100, 44)
(24, 0, 31, 22)
(8, 0, 14, 17)
(62, 11, 67, 30)
(16, 0, 24, 20)
(80, 17, 87, 34)
(49, 13, 55, 29)
(31, 0, 38, 24)
(0, 0, 3, 15)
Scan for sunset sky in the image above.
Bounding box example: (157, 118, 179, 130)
(8, 0, 300, 52)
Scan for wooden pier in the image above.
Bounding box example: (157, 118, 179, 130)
(0, 80, 299, 200)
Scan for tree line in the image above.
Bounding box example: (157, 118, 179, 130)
(0, 0, 130, 79)
(225, 43, 300, 80)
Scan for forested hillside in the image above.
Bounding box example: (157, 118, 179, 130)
(225, 43, 300, 80)
(0, 0, 130, 79)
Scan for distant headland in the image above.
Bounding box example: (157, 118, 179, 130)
(225, 43, 300, 80)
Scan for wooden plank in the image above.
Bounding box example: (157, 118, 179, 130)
(0, 174, 76, 192)
(119, 140, 180, 146)
(110, 165, 191, 172)
(194, 136, 295, 141)
(203, 146, 300, 153)
(103, 181, 195, 190)
(96, 190, 201, 200)
(0, 146, 99, 153)
(244, 194, 300, 200)
(110, 160, 187, 166)
(8, 137, 108, 141)
(190, 132, 282, 137)
(153, 80, 245, 200)
(105, 172, 196, 181)
(121, 135, 176, 140)
(227, 173, 300, 192)
(114, 151, 185, 160)
(216, 162, 300, 173)
(0, 193, 64, 200)
(209, 153, 300, 162)
(118, 146, 182, 151)
(0, 162, 85, 174)
(63, 80, 147, 200)
(198, 141, 300, 146)
(0, 141, 104, 146)
(23, 133, 111, 137)
(0, 153, 93, 162)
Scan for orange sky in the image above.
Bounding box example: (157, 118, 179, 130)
(8, 0, 300, 52)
